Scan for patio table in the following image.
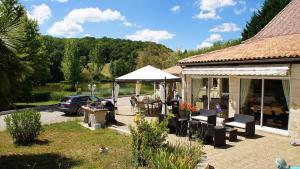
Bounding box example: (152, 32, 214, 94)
(143, 99, 161, 115)
(192, 111, 217, 125)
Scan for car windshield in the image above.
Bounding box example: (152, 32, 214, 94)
(61, 97, 71, 103)
(89, 97, 100, 102)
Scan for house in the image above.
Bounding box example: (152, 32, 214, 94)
(179, 0, 300, 137)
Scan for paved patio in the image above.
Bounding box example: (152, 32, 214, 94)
(0, 96, 299, 168)
(114, 97, 300, 169)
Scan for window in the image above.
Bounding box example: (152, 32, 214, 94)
(192, 77, 229, 118)
(192, 78, 209, 110)
(239, 79, 289, 130)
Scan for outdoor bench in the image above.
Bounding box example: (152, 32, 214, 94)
(225, 114, 255, 138)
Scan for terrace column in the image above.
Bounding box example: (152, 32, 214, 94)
(182, 74, 186, 102)
(289, 64, 300, 142)
(228, 76, 240, 118)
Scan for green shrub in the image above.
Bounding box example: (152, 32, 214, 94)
(5, 109, 43, 145)
(129, 114, 169, 167)
(31, 92, 51, 102)
(51, 92, 74, 101)
(60, 83, 75, 92)
(145, 143, 202, 169)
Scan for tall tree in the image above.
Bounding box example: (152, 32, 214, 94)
(0, 0, 31, 108)
(61, 40, 82, 84)
(89, 43, 107, 76)
(241, 0, 291, 40)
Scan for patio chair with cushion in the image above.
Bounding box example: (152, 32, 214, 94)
(192, 109, 217, 126)
(225, 114, 255, 138)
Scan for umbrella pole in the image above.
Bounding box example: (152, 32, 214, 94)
(112, 79, 115, 116)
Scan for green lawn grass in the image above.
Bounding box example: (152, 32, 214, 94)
(15, 101, 59, 106)
(0, 121, 133, 169)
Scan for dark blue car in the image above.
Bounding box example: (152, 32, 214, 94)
(58, 95, 113, 115)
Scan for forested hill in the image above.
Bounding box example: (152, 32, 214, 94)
(42, 35, 173, 83)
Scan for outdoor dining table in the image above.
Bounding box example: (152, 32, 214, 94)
(143, 99, 161, 115)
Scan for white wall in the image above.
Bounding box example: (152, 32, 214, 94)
(289, 64, 300, 140)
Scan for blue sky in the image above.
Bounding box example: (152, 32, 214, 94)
(21, 0, 263, 50)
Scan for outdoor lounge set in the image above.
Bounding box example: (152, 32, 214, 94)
(160, 101, 256, 147)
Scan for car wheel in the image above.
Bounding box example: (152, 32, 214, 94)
(77, 108, 84, 116)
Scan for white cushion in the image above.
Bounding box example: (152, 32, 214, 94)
(225, 121, 246, 128)
(192, 115, 208, 121)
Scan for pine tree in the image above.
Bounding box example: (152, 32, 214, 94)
(241, 0, 291, 40)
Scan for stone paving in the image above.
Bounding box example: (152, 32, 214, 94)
(115, 97, 300, 169)
(1, 96, 300, 168)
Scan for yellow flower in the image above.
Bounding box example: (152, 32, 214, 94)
(134, 113, 140, 126)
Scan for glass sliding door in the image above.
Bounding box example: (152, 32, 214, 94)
(240, 79, 262, 125)
(191, 78, 209, 110)
(210, 78, 229, 118)
(239, 78, 290, 130)
(263, 80, 289, 130)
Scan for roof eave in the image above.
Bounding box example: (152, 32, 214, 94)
(179, 57, 300, 67)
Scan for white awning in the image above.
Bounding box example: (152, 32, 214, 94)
(116, 65, 180, 82)
(182, 65, 290, 76)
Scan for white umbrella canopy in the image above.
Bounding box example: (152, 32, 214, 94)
(115, 65, 180, 82)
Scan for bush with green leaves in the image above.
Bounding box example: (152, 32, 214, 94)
(129, 114, 202, 168)
(145, 143, 202, 169)
(5, 109, 43, 145)
(129, 113, 169, 167)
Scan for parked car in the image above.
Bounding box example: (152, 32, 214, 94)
(58, 95, 113, 115)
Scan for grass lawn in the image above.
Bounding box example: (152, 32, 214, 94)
(0, 121, 133, 169)
(15, 101, 60, 106)
(12, 101, 60, 110)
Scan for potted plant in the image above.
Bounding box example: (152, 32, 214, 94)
(180, 102, 196, 119)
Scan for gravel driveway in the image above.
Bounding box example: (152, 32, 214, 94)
(0, 108, 82, 131)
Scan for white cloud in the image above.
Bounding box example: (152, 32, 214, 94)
(194, 10, 220, 19)
(209, 23, 240, 32)
(48, 8, 127, 37)
(65, 8, 125, 23)
(197, 42, 213, 49)
(197, 33, 223, 49)
(27, 4, 51, 24)
(170, 5, 180, 12)
(205, 33, 223, 42)
(234, 0, 247, 15)
(194, 0, 237, 19)
(54, 0, 68, 3)
(125, 29, 175, 43)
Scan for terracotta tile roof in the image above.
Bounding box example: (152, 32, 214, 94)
(247, 0, 300, 42)
(180, 0, 300, 65)
(164, 65, 182, 75)
(179, 34, 300, 64)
